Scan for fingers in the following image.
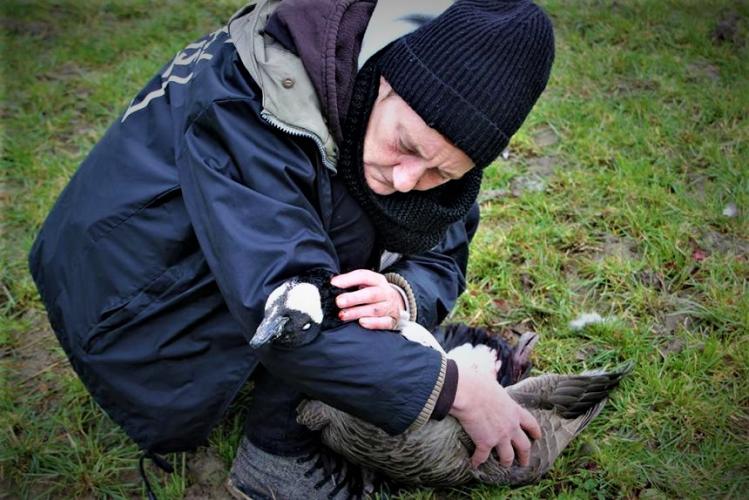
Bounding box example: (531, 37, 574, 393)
(359, 316, 398, 330)
(512, 430, 531, 467)
(339, 302, 391, 321)
(336, 287, 385, 309)
(471, 444, 492, 469)
(496, 440, 514, 468)
(331, 270, 384, 289)
(519, 409, 542, 440)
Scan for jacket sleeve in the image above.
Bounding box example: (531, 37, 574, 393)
(383, 203, 480, 331)
(176, 98, 445, 434)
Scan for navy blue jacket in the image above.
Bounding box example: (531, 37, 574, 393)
(28, 23, 479, 454)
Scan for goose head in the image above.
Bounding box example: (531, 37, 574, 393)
(250, 270, 342, 349)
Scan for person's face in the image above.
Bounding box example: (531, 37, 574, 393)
(362, 77, 475, 195)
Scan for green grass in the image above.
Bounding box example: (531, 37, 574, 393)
(2, 0, 748, 498)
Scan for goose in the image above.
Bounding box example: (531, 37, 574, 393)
(251, 270, 632, 487)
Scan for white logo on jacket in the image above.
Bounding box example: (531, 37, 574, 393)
(121, 26, 230, 122)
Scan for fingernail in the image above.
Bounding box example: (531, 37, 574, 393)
(338, 311, 345, 320)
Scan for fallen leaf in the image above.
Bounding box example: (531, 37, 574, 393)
(492, 299, 512, 313)
(691, 248, 708, 261)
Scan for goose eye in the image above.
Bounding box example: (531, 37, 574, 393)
(302, 323, 312, 331)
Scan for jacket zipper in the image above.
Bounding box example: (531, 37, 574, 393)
(260, 110, 337, 172)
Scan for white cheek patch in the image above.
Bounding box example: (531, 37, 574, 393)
(285, 283, 323, 323)
(265, 282, 290, 312)
(447, 343, 500, 377)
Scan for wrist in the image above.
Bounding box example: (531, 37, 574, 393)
(388, 283, 408, 313)
(448, 364, 474, 417)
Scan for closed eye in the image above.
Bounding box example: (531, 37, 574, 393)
(437, 169, 453, 181)
(398, 137, 416, 155)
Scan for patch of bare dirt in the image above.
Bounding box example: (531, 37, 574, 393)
(510, 156, 560, 196)
(575, 344, 599, 362)
(655, 311, 692, 336)
(650, 293, 706, 354)
(479, 156, 560, 202)
(697, 229, 749, 257)
(183, 448, 229, 499)
(477, 188, 509, 204)
(532, 125, 560, 148)
(614, 78, 660, 96)
(686, 59, 721, 83)
(712, 10, 745, 47)
(5, 311, 69, 409)
(562, 261, 606, 309)
(10, 312, 65, 380)
(3, 19, 58, 40)
(657, 336, 687, 359)
(638, 269, 667, 291)
(685, 172, 711, 202)
(592, 234, 640, 262)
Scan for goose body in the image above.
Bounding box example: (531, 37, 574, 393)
(252, 272, 632, 487)
(298, 363, 631, 486)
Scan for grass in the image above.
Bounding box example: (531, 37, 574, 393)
(1, 0, 747, 498)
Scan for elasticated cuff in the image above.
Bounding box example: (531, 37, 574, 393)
(406, 353, 446, 432)
(430, 358, 458, 420)
(384, 272, 417, 322)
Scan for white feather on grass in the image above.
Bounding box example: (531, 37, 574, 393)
(569, 312, 607, 331)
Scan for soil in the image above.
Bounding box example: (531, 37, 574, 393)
(183, 448, 230, 499)
(593, 234, 640, 262)
(510, 155, 560, 196)
(686, 59, 721, 83)
(711, 10, 745, 47)
(698, 229, 749, 257)
(9, 311, 67, 387)
(532, 125, 560, 148)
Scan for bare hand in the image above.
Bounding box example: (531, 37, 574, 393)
(449, 362, 542, 468)
(330, 270, 405, 330)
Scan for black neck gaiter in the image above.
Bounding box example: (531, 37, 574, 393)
(337, 53, 483, 255)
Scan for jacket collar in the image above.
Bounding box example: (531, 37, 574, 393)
(228, 0, 454, 173)
(229, 0, 339, 172)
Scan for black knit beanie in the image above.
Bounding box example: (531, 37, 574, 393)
(339, 0, 555, 254)
(378, 0, 555, 169)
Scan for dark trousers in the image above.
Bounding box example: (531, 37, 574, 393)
(243, 365, 318, 456)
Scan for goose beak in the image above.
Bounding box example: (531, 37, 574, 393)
(250, 315, 289, 349)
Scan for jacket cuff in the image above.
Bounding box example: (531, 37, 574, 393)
(430, 358, 458, 420)
(406, 353, 446, 432)
(384, 272, 417, 322)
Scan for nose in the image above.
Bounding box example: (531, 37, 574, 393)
(392, 162, 427, 193)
